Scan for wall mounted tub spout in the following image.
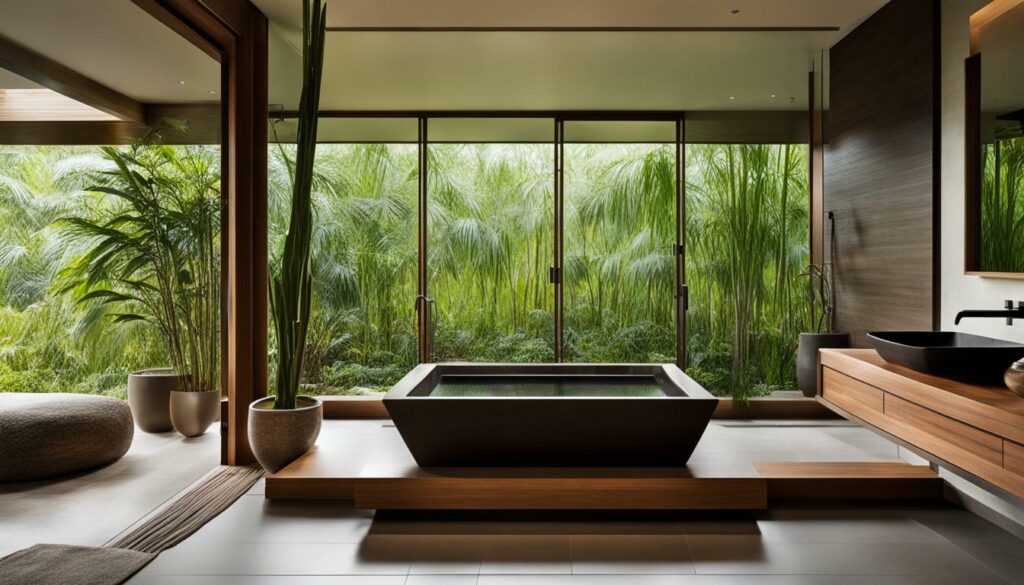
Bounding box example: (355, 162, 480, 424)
(954, 300, 1024, 326)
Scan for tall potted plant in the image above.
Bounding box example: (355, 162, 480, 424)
(61, 141, 221, 435)
(796, 213, 849, 397)
(248, 0, 327, 473)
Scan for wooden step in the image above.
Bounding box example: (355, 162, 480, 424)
(754, 462, 943, 501)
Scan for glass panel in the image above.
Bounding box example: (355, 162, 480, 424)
(270, 117, 419, 144)
(429, 118, 554, 143)
(427, 136, 555, 362)
(684, 144, 809, 397)
(431, 375, 665, 397)
(269, 141, 419, 395)
(563, 121, 676, 144)
(563, 128, 678, 363)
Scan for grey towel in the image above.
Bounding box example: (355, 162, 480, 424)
(0, 544, 154, 585)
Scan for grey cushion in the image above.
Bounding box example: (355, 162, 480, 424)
(0, 393, 133, 482)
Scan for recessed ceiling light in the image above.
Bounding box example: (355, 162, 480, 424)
(178, 80, 186, 85)
(770, 94, 777, 98)
(207, 90, 217, 95)
(729, 96, 736, 100)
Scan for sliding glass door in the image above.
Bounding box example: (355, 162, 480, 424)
(425, 119, 555, 362)
(269, 114, 810, 399)
(561, 121, 682, 363)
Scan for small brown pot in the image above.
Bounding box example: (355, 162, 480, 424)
(127, 369, 181, 433)
(170, 389, 221, 437)
(248, 396, 322, 473)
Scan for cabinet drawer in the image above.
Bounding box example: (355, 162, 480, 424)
(1007, 441, 1024, 476)
(822, 368, 884, 421)
(885, 394, 1002, 468)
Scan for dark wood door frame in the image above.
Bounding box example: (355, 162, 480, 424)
(133, 0, 269, 465)
(553, 118, 565, 361)
(416, 117, 431, 362)
(675, 117, 687, 369)
(556, 114, 686, 364)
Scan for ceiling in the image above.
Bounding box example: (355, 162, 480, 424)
(0, 0, 889, 119)
(0, 69, 40, 90)
(255, 0, 888, 31)
(271, 30, 830, 112)
(0, 0, 219, 103)
(260, 0, 889, 112)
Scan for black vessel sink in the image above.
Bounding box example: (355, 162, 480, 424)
(868, 331, 1024, 382)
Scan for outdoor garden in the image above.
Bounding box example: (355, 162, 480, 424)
(0, 137, 810, 401)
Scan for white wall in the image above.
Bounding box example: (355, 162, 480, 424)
(940, 0, 1024, 342)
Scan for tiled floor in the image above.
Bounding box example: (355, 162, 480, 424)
(4, 420, 1024, 584)
(0, 423, 219, 558)
(126, 496, 1024, 584)
(131, 421, 1024, 585)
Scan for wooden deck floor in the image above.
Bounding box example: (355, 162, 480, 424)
(266, 420, 942, 509)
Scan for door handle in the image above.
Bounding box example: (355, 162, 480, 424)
(415, 295, 436, 361)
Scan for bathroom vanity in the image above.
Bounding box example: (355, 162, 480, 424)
(818, 348, 1024, 500)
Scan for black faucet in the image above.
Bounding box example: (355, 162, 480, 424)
(955, 300, 1024, 326)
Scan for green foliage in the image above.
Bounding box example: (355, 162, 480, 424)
(57, 140, 221, 393)
(687, 144, 810, 398)
(0, 138, 808, 403)
(316, 361, 406, 395)
(981, 137, 1024, 272)
(269, 0, 327, 410)
(268, 142, 808, 401)
(0, 146, 172, 398)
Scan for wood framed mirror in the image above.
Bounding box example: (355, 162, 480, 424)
(966, 0, 1024, 278)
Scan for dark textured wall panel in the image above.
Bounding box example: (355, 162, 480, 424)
(825, 0, 939, 346)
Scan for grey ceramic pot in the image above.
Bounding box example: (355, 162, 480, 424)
(797, 332, 851, 397)
(127, 369, 181, 433)
(248, 396, 322, 473)
(170, 389, 221, 438)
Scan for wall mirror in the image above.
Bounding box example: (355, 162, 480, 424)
(966, 0, 1024, 277)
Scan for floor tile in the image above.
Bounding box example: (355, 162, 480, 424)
(186, 500, 374, 543)
(478, 535, 573, 574)
(570, 535, 694, 575)
(405, 576, 480, 585)
(756, 507, 947, 543)
(128, 577, 405, 585)
(409, 535, 484, 575)
(139, 541, 412, 576)
(686, 536, 1002, 576)
(946, 537, 1024, 585)
(479, 578, 1008, 585)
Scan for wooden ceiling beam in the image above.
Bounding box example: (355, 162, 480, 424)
(0, 34, 145, 124)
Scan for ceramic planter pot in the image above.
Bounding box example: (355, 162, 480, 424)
(797, 332, 851, 397)
(127, 368, 181, 433)
(170, 389, 221, 437)
(1005, 358, 1024, 398)
(248, 396, 322, 473)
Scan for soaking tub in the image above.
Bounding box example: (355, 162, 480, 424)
(383, 363, 718, 467)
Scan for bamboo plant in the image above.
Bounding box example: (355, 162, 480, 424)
(59, 141, 221, 394)
(270, 0, 326, 410)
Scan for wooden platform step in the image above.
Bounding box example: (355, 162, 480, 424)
(754, 462, 943, 501)
(264, 422, 944, 509)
